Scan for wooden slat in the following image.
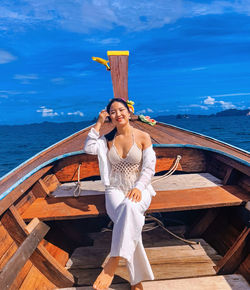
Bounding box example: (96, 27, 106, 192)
(21, 185, 247, 221)
(19, 265, 56, 290)
(0, 219, 49, 289)
(67, 239, 221, 270)
(215, 227, 250, 274)
(9, 260, 32, 290)
(71, 240, 218, 285)
(0, 165, 53, 216)
(1, 206, 75, 287)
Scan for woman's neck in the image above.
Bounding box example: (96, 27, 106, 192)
(116, 123, 132, 136)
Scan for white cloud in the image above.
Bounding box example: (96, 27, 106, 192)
(0, 94, 8, 98)
(0, 49, 16, 64)
(211, 92, 250, 98)
(136, 107, 154, 114)
(218, 100, 236, 110)
(203, 95, 237, 110)
(67, 110, 84, 117)
(36, 106, 59, 117)
(86, 37, 120, 45)
(179, 104, 209, 110)
(14, 74, 39, 84)
(204, 96, 216, 105)
(51, 77, 65, 84)
(1, 0, 250, 33)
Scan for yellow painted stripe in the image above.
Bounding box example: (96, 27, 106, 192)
(107, 51, 129, 56)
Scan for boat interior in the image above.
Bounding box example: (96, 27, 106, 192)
(0, 140, 249, 289)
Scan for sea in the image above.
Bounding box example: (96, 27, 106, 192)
(0, 116, 249, 179)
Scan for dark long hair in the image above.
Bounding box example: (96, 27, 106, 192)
(105, 98, 130, 141)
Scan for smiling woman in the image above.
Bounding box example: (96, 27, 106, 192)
(84, 97, 157, 290)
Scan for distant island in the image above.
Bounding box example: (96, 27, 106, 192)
(155, 109, 250, 121)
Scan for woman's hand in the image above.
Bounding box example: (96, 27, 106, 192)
(94, 109, 109, 132)
(126, 188, 142, 202)
(98, 109, 109, 125)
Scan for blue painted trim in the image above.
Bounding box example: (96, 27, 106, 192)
(153, 144, 250, 167)
(0, 123, 93, 182)
(0, 150, 85, 201)
(158, 121, 250, 155)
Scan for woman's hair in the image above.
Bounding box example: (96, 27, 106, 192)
(106, 98, 130, 115)
(105, 98, 130, 141)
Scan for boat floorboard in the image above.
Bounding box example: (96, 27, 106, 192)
(21, 183, 247, 221)
(57, 274, 250, 289)
(60, 227, 249, 289)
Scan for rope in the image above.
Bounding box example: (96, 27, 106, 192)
(151, 155, 182, 184)
(144, 214, 199, 245)
(73, 163, 81, 197)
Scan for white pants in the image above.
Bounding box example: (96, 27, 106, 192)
(105, 186, 155, 286)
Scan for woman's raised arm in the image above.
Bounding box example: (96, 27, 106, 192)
(83, 109, 109, 155)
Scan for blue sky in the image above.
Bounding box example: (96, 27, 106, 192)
(0, 0, 250, 124)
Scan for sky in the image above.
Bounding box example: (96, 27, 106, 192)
(0, 0, 250, 125)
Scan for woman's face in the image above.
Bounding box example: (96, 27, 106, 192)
(109, 101, 130, 126)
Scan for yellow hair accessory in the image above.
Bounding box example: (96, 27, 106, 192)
(127, 100, 135, 113)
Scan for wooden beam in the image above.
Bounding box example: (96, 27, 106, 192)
(0, 219, 49, 289)
(108, 51, 129, 100)
(186, 208, 220, 238)
(215, 226, 250, 274)
(1, 206, 75, 287)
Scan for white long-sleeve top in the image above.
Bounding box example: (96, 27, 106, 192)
(83, 127, 157, 196)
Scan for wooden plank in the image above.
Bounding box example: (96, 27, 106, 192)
(186, 208, 221, 238)
(42, 173, 60, 192)
(0, 222, 14, 259)
(0, 242, 17, 271)
(0, 219, 49, 289)
(0, 165, 53, 216)
(9, 260, 32, 290)
(14, 189, 36, 215)
(67, 239, 221, 270)
(215, 227, 250, 274)
(60, 274, 250, 290)
(72, 251, 217, 286)
(1, 207, 75, 287)
(19, 265, 56, 290)
(21, 185, 247, 221)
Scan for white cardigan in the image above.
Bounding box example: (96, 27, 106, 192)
(83, 127, 157, 196)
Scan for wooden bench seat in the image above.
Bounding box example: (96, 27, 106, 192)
(21, 185, 248, 221)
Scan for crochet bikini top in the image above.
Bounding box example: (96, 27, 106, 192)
(107, 131, 142, 192)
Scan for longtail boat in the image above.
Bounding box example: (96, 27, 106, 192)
(0, 51, 249, 290)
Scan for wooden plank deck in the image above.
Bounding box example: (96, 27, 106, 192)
(21, 185, 248, 221)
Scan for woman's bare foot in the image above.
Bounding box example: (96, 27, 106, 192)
(93, 257, 120, 289)
(131, 282, 143, 290)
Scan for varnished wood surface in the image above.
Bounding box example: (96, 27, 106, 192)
(21, 185, 247, 221)
(108, 54, 128, 100)
(1, 119, 249, 210)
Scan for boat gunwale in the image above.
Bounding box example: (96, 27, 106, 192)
(0, 144, 249, 202)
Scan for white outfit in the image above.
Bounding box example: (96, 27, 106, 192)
(84, 127, 156, 285)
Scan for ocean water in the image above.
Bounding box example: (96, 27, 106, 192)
(0, 116, 249, 179)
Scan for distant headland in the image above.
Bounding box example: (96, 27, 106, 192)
(155, 109, 250, 121)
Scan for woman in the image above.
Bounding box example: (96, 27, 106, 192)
(84, 98, 157, 290)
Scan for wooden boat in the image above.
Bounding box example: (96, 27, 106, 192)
(0, 51, 249, 290)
